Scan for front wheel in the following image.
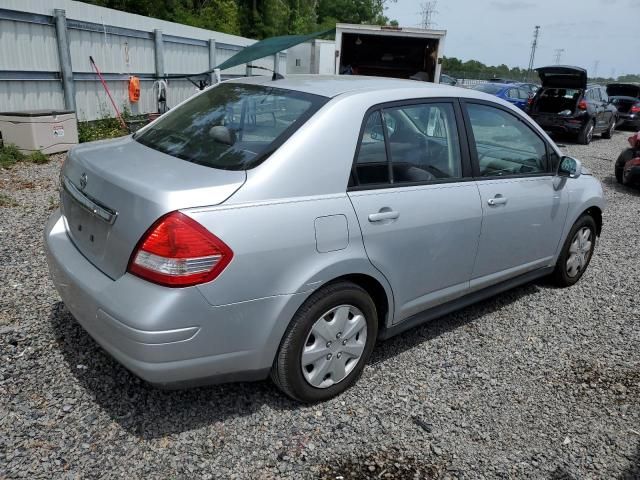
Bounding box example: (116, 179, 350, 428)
(271, 281, 378, 403)
(551, 215, 597, 287)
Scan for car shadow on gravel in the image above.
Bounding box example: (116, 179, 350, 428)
(49, 303, 299, 439)
(620, 441, 640, 480)
(602, 175, 640, 197)
(50, 281, 547, 439)
(369, 282, 541, 366)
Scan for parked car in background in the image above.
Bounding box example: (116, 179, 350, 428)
(528, 66, 618, 145)
(518, 82, 540, 96)
(607, 83, 640, 130)
(472, 82, 530, 110)
(439, 73, 458, 86)
(488, 78, 517, 83)
(615, 131, 640, 186)
(45, 75, 605, 403)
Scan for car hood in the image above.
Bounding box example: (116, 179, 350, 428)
(536, 66, 587, 89)
(607, 83, 640, 99)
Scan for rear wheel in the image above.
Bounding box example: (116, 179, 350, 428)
(577, 120, 595, 145)
(602, 117, 615, 139)
(271, 281, 378, 403)
(615, 168, 624, 184)
(551, 215, 597, 287)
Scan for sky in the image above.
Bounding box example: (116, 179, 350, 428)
(385, 0, 639, 77)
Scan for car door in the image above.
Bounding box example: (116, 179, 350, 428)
(506, 88, 526, 110)
(599, 87, 614, 124)
(587, 88, 606, 129)
(461, 100, 570, 291)
(348, 100, 482, 323)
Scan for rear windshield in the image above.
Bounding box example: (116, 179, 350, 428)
(538, 87, 582, 99)
(473, 83, 504, 94)
(134, 83, 327, 170)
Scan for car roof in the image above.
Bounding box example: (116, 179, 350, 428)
(226, 74, 453, 98)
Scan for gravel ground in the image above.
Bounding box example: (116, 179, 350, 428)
(1, 131, 639, 479)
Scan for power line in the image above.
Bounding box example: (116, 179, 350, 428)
(554, 48, 565, 65)
(418, 1, 438, 29)
(526, 26, 540, 81)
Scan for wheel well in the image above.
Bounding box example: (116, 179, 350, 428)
(584, 206, 602, 236)
(329, 274, 390, 329)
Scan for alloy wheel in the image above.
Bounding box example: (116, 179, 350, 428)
(566, 227, 593, 278)
(301, 304, 368, 388)
(586, 123, 594, 143)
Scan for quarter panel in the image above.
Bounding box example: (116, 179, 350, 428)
(188, 195, 384, 307)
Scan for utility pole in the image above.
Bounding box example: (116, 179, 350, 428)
(593, 60, 600, 78)
(554, 48, 565, 65)
(526, 26, 540, 82)
(418, 1, 438, 29)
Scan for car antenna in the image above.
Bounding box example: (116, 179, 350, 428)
(248, 65, 284, 81)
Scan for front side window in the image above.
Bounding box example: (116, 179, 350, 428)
(466, 103, 547, 177)
(135, 83, 327, 170)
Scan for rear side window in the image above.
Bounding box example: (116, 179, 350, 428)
(134, 83, 327, 170)
(466, 103, 547, 177)
(473, 83, 503, 94)
(353, 103, 462, 187)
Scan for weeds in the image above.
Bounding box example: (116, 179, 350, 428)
(0, 193, 18, 207)
(0, 144, 49, 169)
(78, 117, 128, 143)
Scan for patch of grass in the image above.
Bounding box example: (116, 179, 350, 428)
(0, 144, 26, 168)
(27, 150, 49, 164)
(78, 117, 128, 143)
(0, 144, 49, 168)
(0, 193, 18, 207)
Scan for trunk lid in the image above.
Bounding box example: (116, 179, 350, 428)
(60, 135, 246, 279)
(536, 66, 587, 89)
(607, 83, 640, 99)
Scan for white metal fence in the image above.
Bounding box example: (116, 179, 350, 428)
(0, 0, 287, 121)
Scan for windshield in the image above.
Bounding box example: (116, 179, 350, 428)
(134, 83, 327, 170)
(473, 83, 504, 94)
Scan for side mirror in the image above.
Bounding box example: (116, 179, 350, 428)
(557, 156, 582, 179)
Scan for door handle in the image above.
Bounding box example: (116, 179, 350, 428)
(368, 210, 399, 222)
(487, 196, 508, 206)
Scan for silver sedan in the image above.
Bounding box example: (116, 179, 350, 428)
(45, 75, 605, 402)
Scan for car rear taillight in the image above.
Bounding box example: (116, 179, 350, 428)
(578, 100, 588, 110)
(128, 211, 233, 287)
(626, 157, 640, 169)
(631, 104, 640, 113)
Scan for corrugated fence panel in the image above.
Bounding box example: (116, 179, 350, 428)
(74, 79, 156, 121)
(0, 19, 59, 71)
(69, 30, 155, 74)
(165, 80, 201, 110)
(164, 43, 209, 75)
(0, 81, 64, 111)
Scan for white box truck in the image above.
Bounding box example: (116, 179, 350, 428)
(335, 23, 446, 82)
(287, 24, 447, 83)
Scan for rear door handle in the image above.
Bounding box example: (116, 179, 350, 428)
(487, 196, 508, 206)
(368, 210, 399, 222)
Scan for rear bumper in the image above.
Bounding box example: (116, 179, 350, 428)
(532, 117, 585, 134)
(44, 210, 307, 386)
(616, 113, 640, 128)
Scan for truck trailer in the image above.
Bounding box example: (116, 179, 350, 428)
(286, 23, 447, 83)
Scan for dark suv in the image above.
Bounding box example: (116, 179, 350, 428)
(528, 66, 618, 145)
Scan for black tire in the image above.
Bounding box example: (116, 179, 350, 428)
(602, 117, 615, 139)
(577, 120, 595, 145)
(551, 215, 597, 287)
(615, 167, 624, 184)
(271, 281, 378, 403)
